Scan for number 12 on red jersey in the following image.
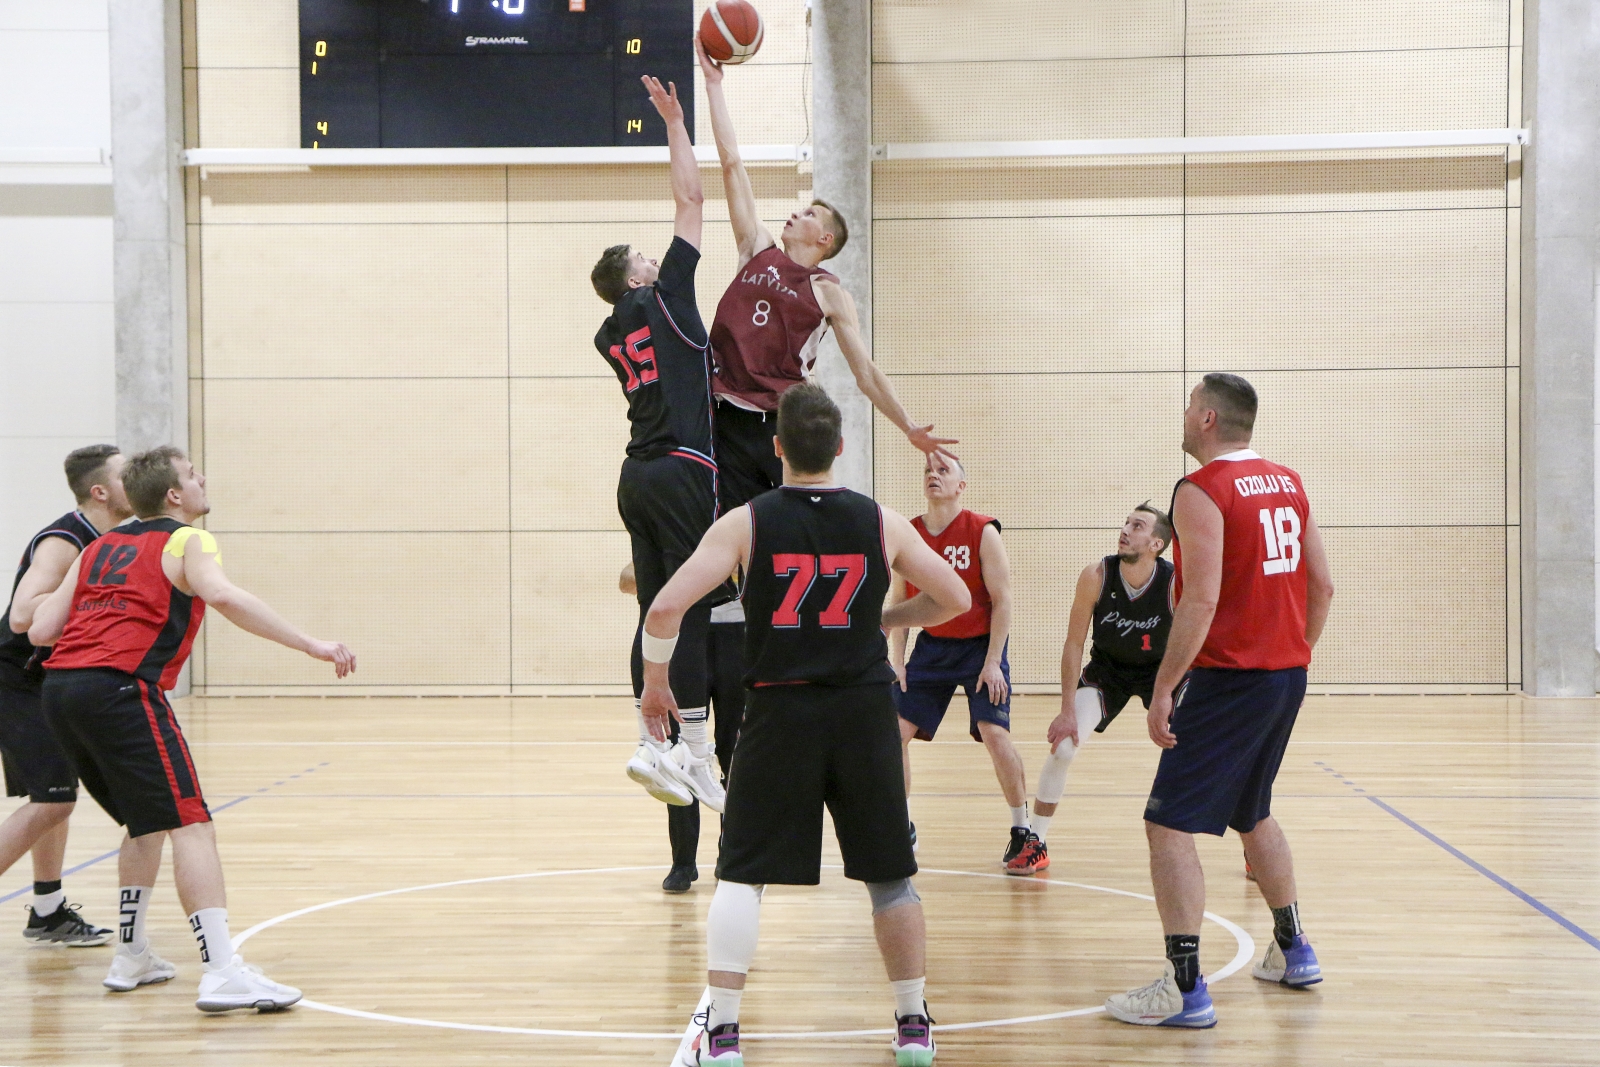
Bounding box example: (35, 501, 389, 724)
(1259, 507, 1301, 575)
(771, 553, 867, 628)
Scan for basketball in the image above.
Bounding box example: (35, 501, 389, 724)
(699, 0, 763, 64)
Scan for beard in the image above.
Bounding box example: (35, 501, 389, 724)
(1116, 550, 1141, 564)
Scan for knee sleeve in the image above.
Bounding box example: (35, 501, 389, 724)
(1036, 688, 1102, 804)
(706, 880, 764, 974)
(866, 878, 921, 916)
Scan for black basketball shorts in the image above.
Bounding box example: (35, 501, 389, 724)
(1144, 666, 1306, 837)
(41, 667, 211, 838)
(713, 401, 782, 513)
(717, 682, 917, 886)
(0, 675, 78, 804)
(1079, 656, 1160, 733)
(618, 452, 718, 706)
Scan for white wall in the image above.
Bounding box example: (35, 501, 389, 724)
(0, 1, 116, 560)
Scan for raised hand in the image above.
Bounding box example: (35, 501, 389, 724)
(695, 33, 724, 84)
(905, 423, 960, 465)
(641, 76, 684, 125)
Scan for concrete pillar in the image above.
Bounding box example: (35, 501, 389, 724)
(108, 0, 187, 454)
(810, 0, 873, 494)
(1520, 0, 1599, 695)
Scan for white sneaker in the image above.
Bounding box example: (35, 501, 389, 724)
(1103, 960, 1216, 1028)
(627, 743, 693, 806)
(103, 945, 178, 991)
(672, 742, 726, 814)
(195, 955, 302, 1013)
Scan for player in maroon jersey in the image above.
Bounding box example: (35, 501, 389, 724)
(1, 445, 133, 946)
(696, 38, 957, 514)
(1105, 374, 1334, 1029)
(30, 446, 354, 1012)
(887, 454, 1028, 871)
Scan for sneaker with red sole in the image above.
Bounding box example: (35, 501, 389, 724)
(1004, 832, 1049, 876)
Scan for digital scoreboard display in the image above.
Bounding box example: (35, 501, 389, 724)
(299, 0, 693, 148)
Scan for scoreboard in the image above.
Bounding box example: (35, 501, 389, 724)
(299, 0, 694, 149)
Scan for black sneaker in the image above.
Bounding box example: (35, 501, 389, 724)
(24, 902, 113, 947)
(662, 864, 699, 894)
(1002, 825, 1031, 865)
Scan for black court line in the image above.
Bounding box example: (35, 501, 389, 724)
(1316, 761, 1600, 952)
(0, 762, 332, 905)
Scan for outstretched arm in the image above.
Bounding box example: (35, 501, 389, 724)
(697, 36, 773, 265)
(812, 277, 959, 461)
(643, 75, 704, 250)
(178, 537, 356, 677)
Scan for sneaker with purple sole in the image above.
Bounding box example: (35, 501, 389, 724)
(1253, 933, 1322, 988)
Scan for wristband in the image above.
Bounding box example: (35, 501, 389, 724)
(641, 630, 679, 664)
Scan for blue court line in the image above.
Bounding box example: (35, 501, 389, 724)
(1315, 762, 1600, 953)
(0, 762, 330, 905)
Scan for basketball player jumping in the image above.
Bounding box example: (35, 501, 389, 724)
(589, 75, 726, 830)
(640, 383, 969, 1067)
(889, 454, 1028, 870)
(1105, 374, 1333, 1028)
(1016, 504, 1175, 876)
(0, 445, 133, 946)
(29, 446, 355, 1011)
(697, 38, 957, 514)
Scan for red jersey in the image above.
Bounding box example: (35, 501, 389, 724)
(46, 518, 207, 689)
(1173, 450, 1311, 671)
(906, 509, 998, 640)
(708, 245, 833, 411)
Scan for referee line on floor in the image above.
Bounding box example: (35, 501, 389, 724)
(0, 762, 331, 905)
(1316, 762, 1600, 952)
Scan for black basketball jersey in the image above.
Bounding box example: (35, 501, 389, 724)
(1088, 555, 1174, 670)
(1, 510, 103, 675)
(594, 236, 715, 464)
(742, 486, 894, 688)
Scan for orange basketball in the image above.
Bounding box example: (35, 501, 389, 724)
(699, 0, 764, 64)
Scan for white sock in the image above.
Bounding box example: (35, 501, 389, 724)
(679, 706, 711, 757)
(32, 888, 65, 916)
(1030, 813, 1054, 841)
(118, 886, 152, 952)
(1009, 804, 1028, 829)
(891, 976, 927, 1019)
(708, 985, 743, 1029)
(188, 907, 233, 969)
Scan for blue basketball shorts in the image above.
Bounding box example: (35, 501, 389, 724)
(1143, 666, 1306, 836)
(892, 633, 1009, 743)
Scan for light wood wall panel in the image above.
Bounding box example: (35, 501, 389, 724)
(873, 0, 1183, 63)
(875, 215, 1182, 374)
(1187, 368, 1506, 527)
(872, 0, 1517, 688)
(1186, 0, 1509, 55)
(195, 69, 298, 148)
(1186, 49, 1508, 136)
(875, 158, 1183, 220)
(1184, 150, 1508, 215)
(201, 222, 508, 379)
(201, 532, 511, 687)
(512, 531, 637, 687)
(201, 168, 508, 226)
(874, 59, 1182, 143)
(193, 0, 297, 68)
(873, 376, 1188, 529)
(508, 165, 809, 225)
(202, 379, 510, 532)
(1313, 526, 1507, 685)
(1186, 209, 1506, 370)
(510, 379, 631, 532)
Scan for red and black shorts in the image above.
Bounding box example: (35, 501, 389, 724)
(41, 667, 210, 838)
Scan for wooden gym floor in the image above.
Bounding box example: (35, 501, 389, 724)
(0, 694, 1595, 1066)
